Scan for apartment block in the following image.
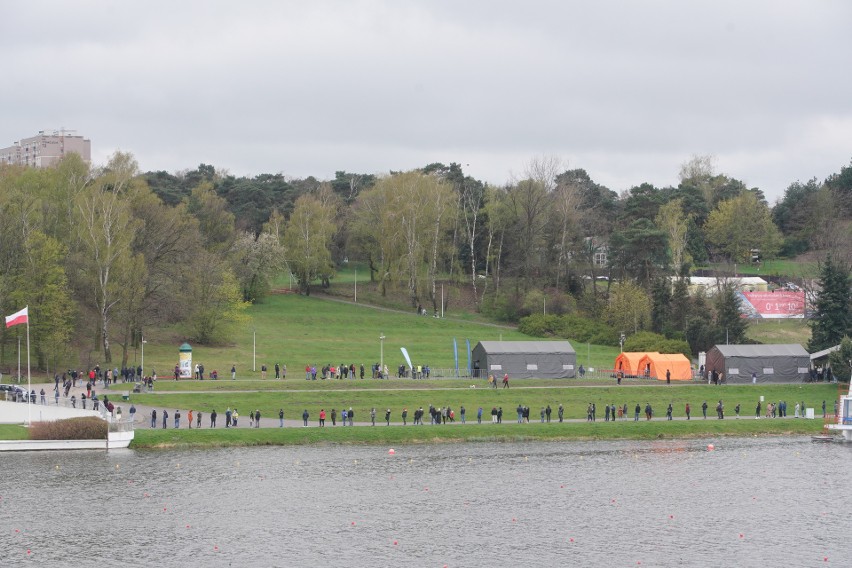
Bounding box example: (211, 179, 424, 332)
(0, 130, 91, 168)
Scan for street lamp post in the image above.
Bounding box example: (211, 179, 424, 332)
(379, 333, 386, 377)
(619, 332, 626, 353)
(141, 334, 146, 378)
(253, 328, 257, 372)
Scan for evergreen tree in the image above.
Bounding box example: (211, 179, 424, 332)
(808, 255, 852, 352)
(714, 283, 748, 345)
(650, 278, 671, 334)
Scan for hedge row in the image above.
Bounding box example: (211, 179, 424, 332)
(29, 417, 108, 440)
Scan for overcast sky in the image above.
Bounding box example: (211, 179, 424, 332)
(2, 0, 850, 202)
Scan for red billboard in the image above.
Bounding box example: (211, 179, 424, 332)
(741, 291, 805, 318)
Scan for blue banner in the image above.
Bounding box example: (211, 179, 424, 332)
(453, 338, 459, 373)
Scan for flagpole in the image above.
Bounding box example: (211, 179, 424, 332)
(26, 305, 31, 427)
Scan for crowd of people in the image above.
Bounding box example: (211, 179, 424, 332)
(138, 397, 836, 430)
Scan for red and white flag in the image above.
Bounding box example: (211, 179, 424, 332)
(5, 307, 28, 328)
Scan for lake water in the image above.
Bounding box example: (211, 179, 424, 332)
(1, 437, 849, 567)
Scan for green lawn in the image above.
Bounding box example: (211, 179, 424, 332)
(129, 382, 839, 425)
(0, 424, 29, 439)
(702, 259, 818, 278)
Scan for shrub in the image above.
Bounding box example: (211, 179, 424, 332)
(29, 417, 107, 440)
(624, 331, 691, 359)
(517, 314, 562, 336)
(519, 313, 620, 346)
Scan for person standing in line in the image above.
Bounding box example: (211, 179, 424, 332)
(645, 403, 652, 420)
(402, 408, 409, 425)
(717, 400, 724, 419)
(502, 374, 509, 388)
(666, 403, 673, 420)
(261, 364, 267, 380)
(275, 363, 280, 379)
(685, 403, 691, 420)
(385, 408, 391, 425)
(319, 409, 326, 427)
(755, 400, 761, 418)
(477, 407, 483, 424)
(822, 400, 826, 418)
(604, 404, 610, 422)
(174, 409, 181, 429)
(370, 407, 376, 426)
(249, 410, 255, 428)
(187, 409, 193, 429)
(231, 365, 236, 380)
(734, 403, 740, 418)
(702, 401, 708, 419)
(162, 409, 168, 429)
(232, 409, 239, 427)
(279, 408, 285, 427)
(348, 407, 355, 426)
(196, 411, 202, 428)
(331, 408, 337, 426)
(546, 405, 552, 422)
(254, 409, 261, 427)
(666, 369, 671, 385)
(151, 409, 157, 428)
(210, 409, 216, 428)
(302, 409, 309, 426)
(497, 407, 503, 423)
(558, 404, 564, 422)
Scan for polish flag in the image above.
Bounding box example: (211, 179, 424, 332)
(5, 307, 28, 328)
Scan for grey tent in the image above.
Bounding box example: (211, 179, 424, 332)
(705, 344, 810, 383)
(471, 341, 576, 379)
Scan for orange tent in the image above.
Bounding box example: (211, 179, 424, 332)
(613, 352, 658, 376)
(636, 353, 693, 381)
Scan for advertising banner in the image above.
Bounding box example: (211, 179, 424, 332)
(741, 291, 805, 318)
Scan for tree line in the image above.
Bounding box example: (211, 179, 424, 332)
(1, 152, 850, 371)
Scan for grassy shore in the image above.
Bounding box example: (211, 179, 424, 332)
(130, 417, 826, 449)
(0, 424, 29, 440)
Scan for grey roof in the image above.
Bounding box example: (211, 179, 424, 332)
(809, 345, 841, 360)
(476, 341, 575, 354)
(712, 344, 809, 358)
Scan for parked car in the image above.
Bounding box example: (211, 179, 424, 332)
(0, 384, 27, 401)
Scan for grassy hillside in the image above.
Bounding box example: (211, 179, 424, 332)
(746, 318, 811, 345)
(135, 293, 619, 379)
